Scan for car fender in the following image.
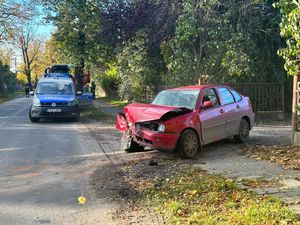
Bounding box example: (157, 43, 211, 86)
(116, 113, 127, 132)
(162, 111, 202, 141)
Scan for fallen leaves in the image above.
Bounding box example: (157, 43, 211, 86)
(246, 145, 300, 170)
(141, 167, 300, 225)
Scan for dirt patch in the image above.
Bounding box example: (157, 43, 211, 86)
(89, 152, 182, 224)
(84, 117, 178, 224)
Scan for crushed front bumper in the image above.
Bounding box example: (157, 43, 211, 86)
(133, 129, 180, 151)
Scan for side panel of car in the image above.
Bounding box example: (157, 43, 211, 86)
(198, 88, 226, 145)
(216, 87, 241, 136)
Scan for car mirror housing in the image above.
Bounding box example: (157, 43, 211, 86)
(203, 101, 213, 109)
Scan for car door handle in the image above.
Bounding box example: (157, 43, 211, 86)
(236, 105, 240, 109)
(220, 109, 224, 113)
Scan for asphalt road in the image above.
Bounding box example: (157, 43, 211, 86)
(0, 97, 118, 225)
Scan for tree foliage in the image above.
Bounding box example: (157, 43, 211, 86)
(43, 0, 288, 100)
(274, 0, 300, 76)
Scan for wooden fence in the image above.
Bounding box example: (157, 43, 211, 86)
(144, 83, 285, 113)
(231, 83, 285, 112)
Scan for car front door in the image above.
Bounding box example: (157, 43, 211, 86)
(216, 87, 240, 136)
(199, 88, 226, 145)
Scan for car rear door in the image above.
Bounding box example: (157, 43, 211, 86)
(199, 88, 226, 145)
(216, 87, 240, 136)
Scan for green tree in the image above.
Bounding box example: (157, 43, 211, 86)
(42, 0, 106, 90)
(274, 0, 300, 76)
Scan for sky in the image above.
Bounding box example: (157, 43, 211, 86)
(36, 5, 55, 38)
(10, 5, 56, 72)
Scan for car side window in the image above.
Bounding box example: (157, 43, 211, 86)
(217, 87, 235, 105)
(229, 88, 242, 102)
(202, 88, 219, 107)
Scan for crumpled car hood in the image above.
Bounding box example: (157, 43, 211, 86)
(124, 103, 192, 123)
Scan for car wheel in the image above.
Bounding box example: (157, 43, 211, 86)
(234, 119, 249, 143)
(178, 129, 200, 159)
(29, 109, 39, 122)
(73, 111, 80, 122)
(121, 133, 144, 153)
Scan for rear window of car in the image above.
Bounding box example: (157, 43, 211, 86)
(217, 87, 235, 105)
(229, 88, 242, 102)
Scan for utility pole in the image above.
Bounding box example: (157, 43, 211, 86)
(14, 57, 17, 74)
(292, 75, 300, 145)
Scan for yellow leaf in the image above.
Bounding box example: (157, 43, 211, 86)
(78, 195, 87, 205)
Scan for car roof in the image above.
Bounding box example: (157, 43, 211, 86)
(51, 64, 69, 67)
(166, 84, 230, 91)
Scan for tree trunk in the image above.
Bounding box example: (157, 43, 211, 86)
(26, 68, 31, 87)
(75, 0, 86, 92)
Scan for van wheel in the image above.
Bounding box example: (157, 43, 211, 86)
(121, 133, 144, 153)
(29, 110, 39, 122)
(234, 119, 249, 143)
(73, 111, 80, 122)
(177, 129, 200, 159)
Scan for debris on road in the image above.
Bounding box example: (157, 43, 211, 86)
(78, 195, 87, 205)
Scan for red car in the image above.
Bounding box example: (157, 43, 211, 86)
(116, 85, 255, 158)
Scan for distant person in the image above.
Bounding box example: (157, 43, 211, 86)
(25, 82, 31, 98)
(83, 83, 89, 93)
(90, 81, 96, 99)
(44, 67, 51, 77)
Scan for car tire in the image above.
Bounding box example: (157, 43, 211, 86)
(29, 109, 39, 123)
(73, 111, 80, 122)
(178, 129, 200, 159)
(234, 119, 250, 143)
(121, 133, 144, 153)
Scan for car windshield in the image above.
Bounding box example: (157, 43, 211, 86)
(36, 82, 74, 94)
(152, 90, 200, 109)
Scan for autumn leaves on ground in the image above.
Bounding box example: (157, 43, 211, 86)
(85, 102, 300, 224)
(121, 161, 300, 225)
(247, 145, 300, 170)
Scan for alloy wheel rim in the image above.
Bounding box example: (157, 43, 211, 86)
(184, 133, 198, 157)
(241, 122, 249, 140)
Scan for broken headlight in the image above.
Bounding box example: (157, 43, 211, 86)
(137, 122, 165, 133)
(157, 124, 165, 133)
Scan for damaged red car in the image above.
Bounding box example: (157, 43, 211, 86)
(116, 85, 255, 159)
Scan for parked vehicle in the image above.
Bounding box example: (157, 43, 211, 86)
(116, 85, 255, 158)
(29, 77, 80, 122)
(50, 64, 70, 74)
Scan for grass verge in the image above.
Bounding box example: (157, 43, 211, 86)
(80, 105, 115, 124)
(139, 167, 299, 225)
(0, 93, 20, 104)
(98, 97, 128, 107)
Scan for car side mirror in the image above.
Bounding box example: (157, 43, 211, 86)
(29, 91, 34, 96)
(203, 101, 213, 109)
(76, 91, 82, 96)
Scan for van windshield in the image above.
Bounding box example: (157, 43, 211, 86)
(36, 82, 74, 94)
